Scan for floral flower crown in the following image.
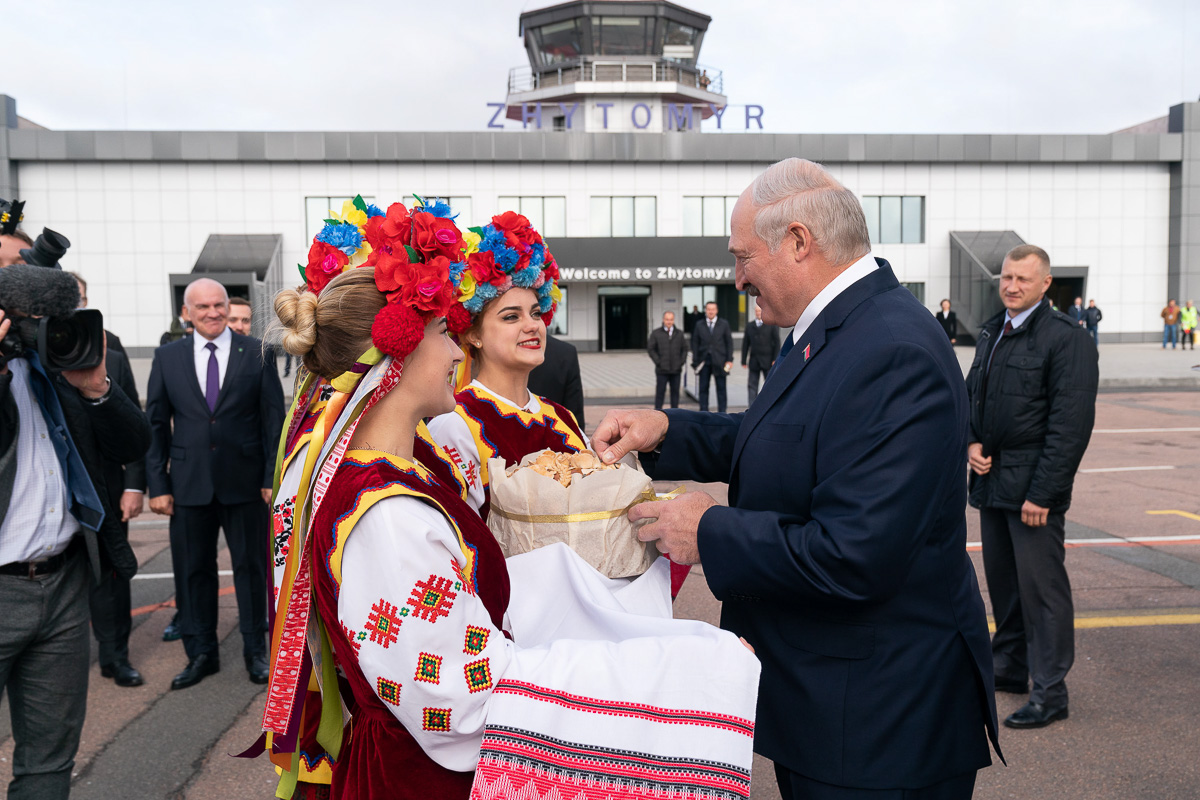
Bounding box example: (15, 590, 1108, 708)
(297, 194, 467, 369)
(454, 211, 561, 330)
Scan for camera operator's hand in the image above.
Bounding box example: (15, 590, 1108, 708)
(61, 334, 108, 399)
(0, 309, 10, 375)
(149, 494, 174, 517)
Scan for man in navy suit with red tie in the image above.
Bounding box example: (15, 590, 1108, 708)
(147, 278, 284, 690)
(595, 159, 1000, 799)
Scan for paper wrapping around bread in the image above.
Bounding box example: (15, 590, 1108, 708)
(486, 449, 658, 578)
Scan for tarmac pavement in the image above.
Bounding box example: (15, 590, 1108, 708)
(7, 355, 1199, 798)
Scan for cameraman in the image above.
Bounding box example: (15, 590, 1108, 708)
(0, 269, 150, 799)
(0, 227, 32, 267)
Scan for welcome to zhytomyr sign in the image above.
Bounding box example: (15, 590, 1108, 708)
(486, 102, 764, 131)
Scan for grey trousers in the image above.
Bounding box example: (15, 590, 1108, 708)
(0, 549, 91, 800)
(979, 506, 1074, 707)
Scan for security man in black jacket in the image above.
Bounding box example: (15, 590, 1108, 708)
(965, 244, 1098, 731)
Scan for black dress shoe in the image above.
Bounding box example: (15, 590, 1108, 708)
(171, 654, 220, 690)
(994, 676, 1029, 694)
(163, 613, 182, 642)
(1004, 701, 1068, 729)
(246, 653, 269, 685)
(103, 661, 145, 687)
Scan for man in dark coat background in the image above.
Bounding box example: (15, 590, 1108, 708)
(690, 301, 733, 412)
(647, 310, 688, 410)
(966, 245, 1098, 730)
(146, 277, 284, 691)
(594, 158, 999, 800)
(528, 333, 585, 430)
(740, 304, 780, 405)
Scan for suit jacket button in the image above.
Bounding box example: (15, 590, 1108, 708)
(210, 445, 216, 450)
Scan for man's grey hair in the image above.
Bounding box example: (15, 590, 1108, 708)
(183, 277, 229, 308)
(750, 158, 872, 267)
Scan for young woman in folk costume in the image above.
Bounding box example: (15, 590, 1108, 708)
(426, 211, 585, 519)
(426, 212, 693, 596)
(257, 197, 469, 798)
(263, 202, 761, 800)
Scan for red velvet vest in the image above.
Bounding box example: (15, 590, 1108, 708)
(454, 386, 587, 518)
(309, 452, 510, 800)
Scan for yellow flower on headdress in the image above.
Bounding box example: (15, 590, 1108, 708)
(462, 230, 481, 256)
(458, 272, 477, 303)
(347, 241, 373, 268)
(550, 284, 562, 305)
(330, 200, 369, 231)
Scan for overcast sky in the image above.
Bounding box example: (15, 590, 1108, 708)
(8, 0, 1198, 135)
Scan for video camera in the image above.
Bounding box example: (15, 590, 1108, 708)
(0, 199, 105, 371)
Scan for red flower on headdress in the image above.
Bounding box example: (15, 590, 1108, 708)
(373, 249, 413, 296)
(371, 302, 426, 360)
(410, 212, 465, 262)
(541, 308, 554, 331)
(492, 210, 542, 249)
(467, 250, 502, 286)
(543, 253, 559, 282)
(305, 241, 349, 295)
(394, 255, 456, 316)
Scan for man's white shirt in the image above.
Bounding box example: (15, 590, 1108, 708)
(192, 326, 232, 394)
(0, 359, 78, 564)
(789, 252, 878, 346)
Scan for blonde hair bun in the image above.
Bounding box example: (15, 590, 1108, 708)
(274, 288, 319, 357)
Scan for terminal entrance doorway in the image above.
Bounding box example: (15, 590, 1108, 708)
(599, 286, 650, 351)
(1047, 269, 1087, 314)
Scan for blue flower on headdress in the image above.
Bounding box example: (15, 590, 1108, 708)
(537, 285, 554, 314)
(527, 242, 545, 269)
(365, 204, 385, 218)
(448, 261, 467, 286)
(512, 265, 541, 289)
(417, 197, 457, 220)
(315, 222, 364, 256)
(464, 280, 500, 314)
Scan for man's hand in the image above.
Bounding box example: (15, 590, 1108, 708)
(741, 364, 748, 369)
(62, 335, 108, 399)
(149, 494, 174, 517)
(967, 442, 992, 475)
(1021, 500, 1049, 528)
(593, 409, 669, 465)
(628, 491, 718, 565)
(724, 361, 733, 372)
(261, 487, 273, 505)
(0, 310, 9, 375)
(119, 491, 144, 522)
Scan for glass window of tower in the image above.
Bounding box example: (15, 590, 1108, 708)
(533, 19, 583, 66)
(593, 16, 653, 56)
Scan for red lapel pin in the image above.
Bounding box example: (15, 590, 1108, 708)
(803, 343, 811, 361)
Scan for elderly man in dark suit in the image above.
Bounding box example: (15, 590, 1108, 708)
(647, 311, 688, 410)
(690, 301, 733, 412)
(740, 305, 780, 405)
(595, 158, 999, 799)
(146, 278, 284, 690)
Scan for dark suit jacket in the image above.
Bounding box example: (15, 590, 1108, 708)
(646, 262, 999, 789)
(528, 335, 585, 430)
(145, 332, 285, 506)
(647, 326, 688, 375)
(691, 317, 733, 368)
(740, 321, 780, 370)
(935, 309, 957, 340)
(104, 349, 146, 510)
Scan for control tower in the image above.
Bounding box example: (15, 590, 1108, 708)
(505, 1, 727, 133)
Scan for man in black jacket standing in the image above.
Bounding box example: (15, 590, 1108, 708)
(0, 266, 150, 799)
(690, 301, 733, 412)
(740, 305, 780, 405)
(146, 278, 284, 690)
(647, 311, 687, 410)
(965, 244, 1098, 730)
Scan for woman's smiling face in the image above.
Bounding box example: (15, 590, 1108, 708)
(470, 288, 546, 372)
(400, 316, 464, 418)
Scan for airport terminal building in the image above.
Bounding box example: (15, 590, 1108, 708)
(2, 0, 1199, 354)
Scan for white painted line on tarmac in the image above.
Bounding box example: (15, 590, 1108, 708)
(1094, 427, 1200, 433)
(133, 570, 233, 580)
(967, 534, 1200, 547)
(1079, 465, 1176, 473)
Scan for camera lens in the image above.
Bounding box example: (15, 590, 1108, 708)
(44, 317, 86, 363)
